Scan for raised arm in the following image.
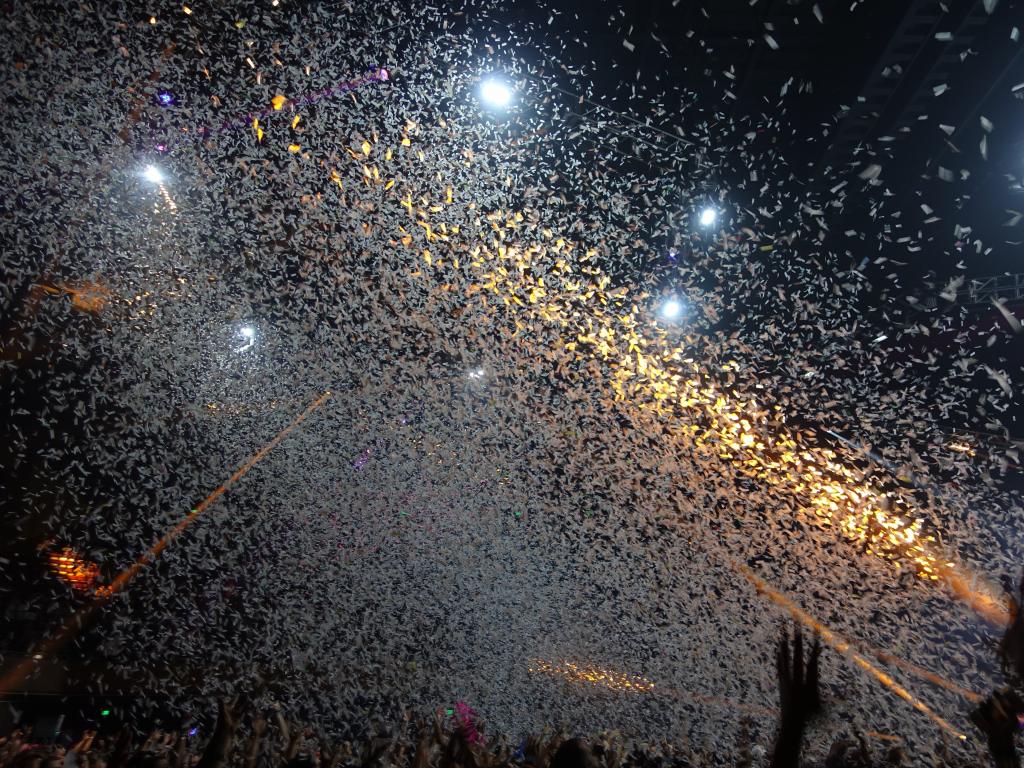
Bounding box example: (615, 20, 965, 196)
(242, 716, 268, 768)
(971, 689, 1024, 768)
(196, 697, 245, 768)
(770, 626, 823, 768)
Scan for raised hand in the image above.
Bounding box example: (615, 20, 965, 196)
(215, 696, 247, 735)
(777, 626, 823, 726)
(243, 716, 269, 768)
(197, 696, 248, 768)
(285, 728, 305, 762)
(252, 717, 268, 738)
(1002, 570, 1024, 681)
(771, 626, 823, 768)
(412, 723, 432, 768)
(970, 689, 1024, 768)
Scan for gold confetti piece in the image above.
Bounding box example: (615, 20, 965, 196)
(271, 94, 287, 110)
(291, 114, 301, 128)
(182, 4, 192, 14)
(288, 144, 301, 153)
(149, 15, 157, 24)
(361, 140, 371, 156)
(234, 19, 245, 28)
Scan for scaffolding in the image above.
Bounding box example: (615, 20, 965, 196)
(965, 273, 1024, 307)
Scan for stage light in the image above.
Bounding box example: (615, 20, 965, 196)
(235, 325, 256, 353)
(480, 78, 513, 108)
(660, 298, 683, 320)
(142, 165, 164, 184)
(699, 207, 717, 226)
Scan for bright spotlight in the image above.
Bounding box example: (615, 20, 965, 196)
(235, 325, 256, 353)
(142, 165, 164, 184)
(699, 208, 717, 226)
(480, 78, 513, 108)
(660, 299, 683, 320)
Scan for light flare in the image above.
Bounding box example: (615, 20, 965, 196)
(382, 192, 1006, 624)
(47, 548, 100, 591)
(742, 567, 970, 740)
(529, 658, 655, 693)
(0, 392, 330, 694)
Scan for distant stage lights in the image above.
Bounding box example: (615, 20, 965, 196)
(660, 298, 683, 320)
(142, 165, 164, 184)
(480, 78, 514, 109)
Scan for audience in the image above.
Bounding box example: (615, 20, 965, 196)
(4, 572, 1024, 768)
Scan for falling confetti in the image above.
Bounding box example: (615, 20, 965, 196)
(1, 0, 1022, 759)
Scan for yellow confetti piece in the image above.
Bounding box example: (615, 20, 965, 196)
(182, 5, 192, 14)
(401, 137, 411, 147)
(291, 114, 301, 129)
(288, 144, 301, 153)
(361, 140, 372, 156)
(271, 94, 287, 110)
(234, 19, 245, 28)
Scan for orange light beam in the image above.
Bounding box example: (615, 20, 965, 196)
(941, 567, 1007, 627)
(527, 658, 776, 718)
(0, 391, 331, 694)
(741, 566, 969, 740)
(867, 647, 983, 704)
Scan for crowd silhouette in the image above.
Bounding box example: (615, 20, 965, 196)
(2, 573, 1024, 768)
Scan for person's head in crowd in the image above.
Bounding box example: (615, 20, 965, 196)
(10, 750, 45, 768)
(549, 738, 599, 768)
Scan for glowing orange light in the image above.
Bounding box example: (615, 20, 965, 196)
(47, 548, 99, 591)
(947, 441, 976, 457)
(742, 567, 969, 739)
(382, 189, 1006, 624)
(528, 658, 655, 693)
(0, 393, 330, 695)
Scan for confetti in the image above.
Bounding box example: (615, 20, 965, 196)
(0, 0, 1020, 758)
